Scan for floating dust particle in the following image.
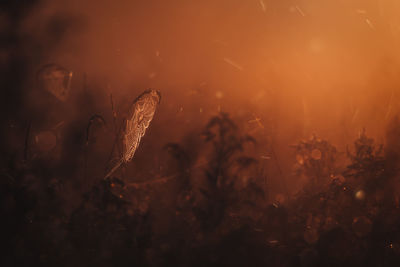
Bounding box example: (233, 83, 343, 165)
(215, 91, 224, 99)
(296, 5, 305, 16)
(352, 109, 359, 123)
(385, 90, 394, 120)
(296, 154, 304, 165)
(355, 190, 366, 200)
(53, 121, 65, 130)
(267, 239, 279, 246)
(223, 57, 243, 71)
(365, 18, 375, 29)
(248, 116, 264, 129)
(259, 0, 266, 12)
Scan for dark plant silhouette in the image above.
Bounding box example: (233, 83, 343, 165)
(194, 112, 261, 231)
(292, 135, 338, 190)
(346, 128, 385, 178)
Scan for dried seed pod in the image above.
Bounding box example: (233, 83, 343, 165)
(105, 89, 161, 179)
(122, 89, 161, 162)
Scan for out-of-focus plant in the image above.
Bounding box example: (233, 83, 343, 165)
(202, 113, 257, 187)
(194, 112, 261, 230)
(292, 135, 338, 190)
(344, 129, 388, 207)
(346, 128, 385, 179)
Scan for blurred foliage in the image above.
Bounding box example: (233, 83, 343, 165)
(292, 135, 338, 190)
(193, 113, 262, 231)
(346, 128, 385, 178)
(3, 113, 400, 266)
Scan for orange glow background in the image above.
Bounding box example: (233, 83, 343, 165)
(18, 0, 400, 192)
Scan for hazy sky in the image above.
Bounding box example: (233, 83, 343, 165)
(20, 0, 400, 146)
